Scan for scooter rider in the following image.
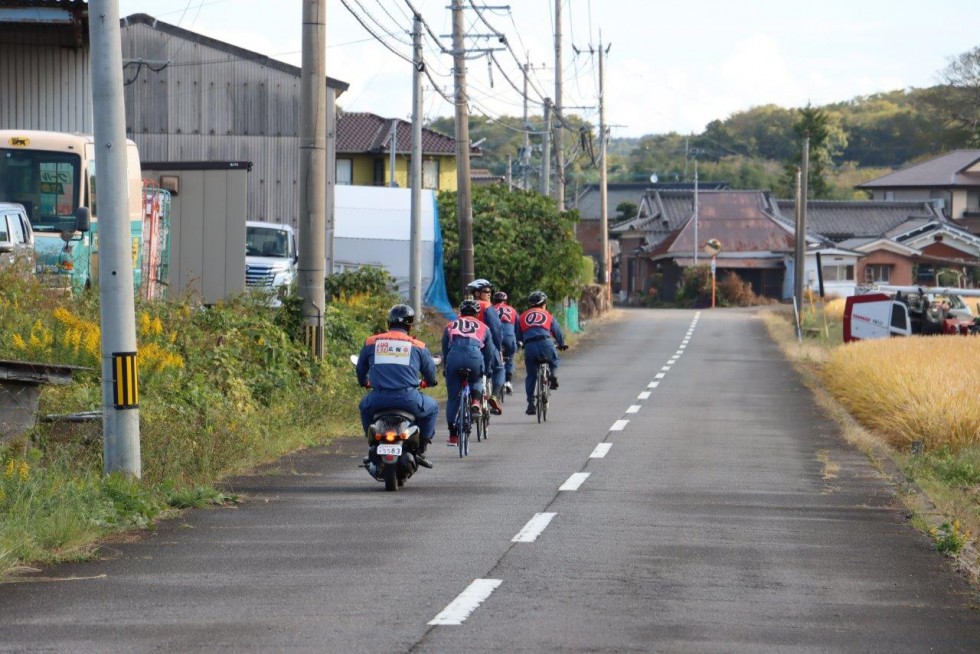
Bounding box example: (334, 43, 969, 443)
(356, 304, 439, 466)
(492, 290, 518, 395)
(516, 290, 567, 416)
(466, 278, 504, 414)
(442, 299, 496, 446)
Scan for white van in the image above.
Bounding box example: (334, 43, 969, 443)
(245, 221, 298, 305)
(0, 202, 35, 274)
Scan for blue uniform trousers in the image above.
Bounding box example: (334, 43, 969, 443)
(359, 389, 438, 440)
(445, 345, 486, 430)
(523, 338, 559, 403)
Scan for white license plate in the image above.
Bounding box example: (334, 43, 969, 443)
(377, 443, 403, 456)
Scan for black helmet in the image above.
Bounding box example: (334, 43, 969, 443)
(387, 303, 416, 331)
(459, 299, 480, 316)
(492, 291, 508, 303)
(527, 290, 547, 307)
(467, 278, 493, 293)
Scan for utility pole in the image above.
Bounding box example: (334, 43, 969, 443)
(794, 133, 810, 312)
(452, 0, 474, 292)
(299, 0, 326, 360)
(541, 98, 551, 196)
(522, 61, 530, 190)
(409, 11, 423, 315)
(89, 0, 140, 477)
(554, 0, 564, 210)
(693, 154, 699, 266)
(388, 118, 399, 187)
(598, 42, 610, 300)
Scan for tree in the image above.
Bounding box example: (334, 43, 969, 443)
(780, 104, 844, 199)
(921, 46, 980, 146)
(616, 201, 637, 221)
(437, 184, 584, 307)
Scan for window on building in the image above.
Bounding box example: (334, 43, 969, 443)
(336, 159, 353, 185)
(822, 264, 854, 282)
(916, 264, 935, 284)
(423, 159, 440, 189)
(865, 264, 891, 283)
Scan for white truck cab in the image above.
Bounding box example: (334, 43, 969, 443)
(245, 221, 298, 304)
(0, 202, 35, 274)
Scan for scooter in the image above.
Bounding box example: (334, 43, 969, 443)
(350, 354, 440, 491)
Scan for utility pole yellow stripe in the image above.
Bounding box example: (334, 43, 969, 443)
(112, 352, 139, 409)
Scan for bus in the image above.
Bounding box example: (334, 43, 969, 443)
(0, 130, 143, 292)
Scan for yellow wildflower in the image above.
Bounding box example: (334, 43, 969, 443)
(12, 333, 26, 350)
(152, 317, 164, 336)
(139, 312, 152, 337)
(18, 461, 29, 481)
(4, 459, 14, 478)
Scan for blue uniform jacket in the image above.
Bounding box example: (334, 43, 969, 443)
(357, 328, 437, 391)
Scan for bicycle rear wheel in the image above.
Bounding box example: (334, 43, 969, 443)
(536, 366, 546, 423)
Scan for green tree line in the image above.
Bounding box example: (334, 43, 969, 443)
(426, 46, 980, 200)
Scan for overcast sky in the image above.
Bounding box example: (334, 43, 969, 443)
(117, 0, 980, 138)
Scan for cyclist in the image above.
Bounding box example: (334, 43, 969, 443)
(442, 299, 497, 446)
(516, 290, 567, 416)
(356, 304, 439, 466)
(466, 278, 504, 414)
(491, 290, 518, 395)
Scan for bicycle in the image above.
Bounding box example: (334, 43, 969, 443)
(454, 368, 474, 457)
(476, 373, 491, 442)
(534, 356, 551, 423)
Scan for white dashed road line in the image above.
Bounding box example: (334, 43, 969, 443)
(512, 512, 557, 543)
(638, 391, 651, 400)
(610, 419, 629, 431)
(559, 472, 591, 491)
(590, 443, 613, 458)
(626, 405, 641, 414)
(648, 381, 660, 388)
(428, 579, 503, 626)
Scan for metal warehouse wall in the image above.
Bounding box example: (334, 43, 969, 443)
(0, 32, 92, 132)
(121, 19, 338, 229)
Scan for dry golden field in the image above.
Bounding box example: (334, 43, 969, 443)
(821, 337, 980, 452)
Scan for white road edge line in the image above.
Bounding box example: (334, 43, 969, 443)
(638, 391, 651, 399)
(610, 419, 629, 431)
(559, 472, 591, 491)
(428, 579, 503, 625)
(512, 512, 557, 543)
(590, 443, 613, 458)
(626, 405, 641, 414)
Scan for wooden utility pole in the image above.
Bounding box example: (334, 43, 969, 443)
(522, 61, 531, 190)
(452, 0, 474, 291)
(299, 0, 326, 360)
(554, 0, 564, 210)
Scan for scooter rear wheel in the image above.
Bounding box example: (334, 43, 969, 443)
(383, 463, 398, 491)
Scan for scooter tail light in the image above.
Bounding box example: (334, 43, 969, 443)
(385, 431, 397, 442)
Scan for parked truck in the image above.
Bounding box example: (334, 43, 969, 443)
(843, 285, 980, 342)
(245, 221, 297, 305)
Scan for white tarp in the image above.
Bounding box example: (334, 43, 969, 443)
(332, 185, 453, 318)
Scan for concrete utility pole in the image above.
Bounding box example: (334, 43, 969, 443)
(409, 11, 423, 315)
(452, 0, 474, 292)
(522, 61, 531, 190)
(553, 0, 564, 210)
(794, 133, 810, 312)
(388, 118, 399, 187)
(693, 154, 699, 266)
(299, 0, 326, 360)
(541, 98, 552, 196)
(598, 43, 610, 300)
(89, 0, 140, 477)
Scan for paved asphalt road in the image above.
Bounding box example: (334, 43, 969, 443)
(2, 308, 979, 653)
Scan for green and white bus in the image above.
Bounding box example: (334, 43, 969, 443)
(0, 130, 143, 292)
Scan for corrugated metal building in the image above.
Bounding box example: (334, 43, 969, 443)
(119, 13, 348, 227)
(0, 4, 349, 228)
(0, 0, 92, 131)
